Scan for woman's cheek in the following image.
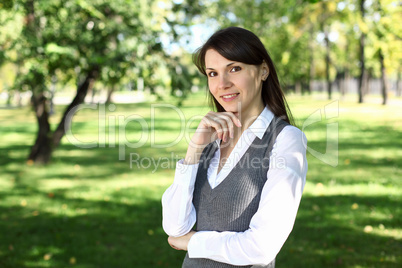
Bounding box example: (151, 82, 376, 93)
(208, 83, 218, 97)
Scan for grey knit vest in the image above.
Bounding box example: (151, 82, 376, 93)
(182, 117, 289, 268)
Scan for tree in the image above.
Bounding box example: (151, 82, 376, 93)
(374, 0, 402, 104)
(357, 0, 368, 103)
(353, 0, 402, 104)
(2, 0, 168, 164)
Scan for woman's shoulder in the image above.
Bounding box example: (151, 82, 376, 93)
(282, 124, 304, 135)
(276, 124, 307, 150)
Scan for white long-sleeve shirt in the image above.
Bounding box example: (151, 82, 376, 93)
(162, 107, 308, 266)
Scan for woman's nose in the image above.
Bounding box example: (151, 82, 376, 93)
(218, 74, 232, 90)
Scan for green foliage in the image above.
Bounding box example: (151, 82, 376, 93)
(0, 94, 401, 267)
(0, 7, 23, 67)
(0, 0, 186, 96)
(0, 0, 13, 9)
(1, 0, 400, 98)
(191, 0, 401, 87)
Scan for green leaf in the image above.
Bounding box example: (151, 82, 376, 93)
(45, 43, 76, 57)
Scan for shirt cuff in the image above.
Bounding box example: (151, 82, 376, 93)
(173, 159, 199, 187)
(187, 231, 217, 258)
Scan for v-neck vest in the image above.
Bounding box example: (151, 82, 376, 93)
(182, 117, 289, 268)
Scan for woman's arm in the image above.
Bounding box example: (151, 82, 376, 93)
(161, 160, 199, 237)
(172, 126, 308, 265)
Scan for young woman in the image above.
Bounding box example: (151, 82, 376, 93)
(162, 26, 308, 267)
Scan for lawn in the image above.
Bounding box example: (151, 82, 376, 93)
(0, 92, 401, 267)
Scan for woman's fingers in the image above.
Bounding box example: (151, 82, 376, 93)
(209, 117, 227, 141)
(224, 112, 242, 128)
(204, 112, 240, 142)
(191, 111, 241, 146)
(219, 115, 234, 141)
(203, 115, 225, 141)
(221, 112, 242, 139)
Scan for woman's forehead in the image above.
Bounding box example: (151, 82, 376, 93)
(205, 49, 261, 71)
(205, 49, 234, 67)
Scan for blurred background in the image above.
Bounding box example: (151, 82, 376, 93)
(0, 0, 401, 267)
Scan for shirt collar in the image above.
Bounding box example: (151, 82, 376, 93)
(248, 106, 274, 139)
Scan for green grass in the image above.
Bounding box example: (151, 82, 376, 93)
(0, 92, 401, 267)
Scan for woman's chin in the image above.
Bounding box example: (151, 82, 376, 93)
(222, 108, 239, 117)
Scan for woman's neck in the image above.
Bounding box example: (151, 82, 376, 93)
(238, 103, 265, 132)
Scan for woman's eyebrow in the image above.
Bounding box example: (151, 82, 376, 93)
(206, 62, 236, 70)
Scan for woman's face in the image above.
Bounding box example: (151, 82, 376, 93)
(205, 49, 268, 119)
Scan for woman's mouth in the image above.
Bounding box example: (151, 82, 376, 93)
(221, 93, 239, 102)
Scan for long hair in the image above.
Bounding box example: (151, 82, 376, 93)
(193, 26, 294, 125)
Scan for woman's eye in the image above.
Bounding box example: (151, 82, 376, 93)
(208, 71, 217, 77)
(230, 66, 242, 72)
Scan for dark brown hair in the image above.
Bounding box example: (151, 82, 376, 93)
(193, 26, 294, 125)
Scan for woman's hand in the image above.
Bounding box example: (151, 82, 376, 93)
(183, 111, 241, 165)
(168, 230, 197, 251)
(192, 111, 242, 146)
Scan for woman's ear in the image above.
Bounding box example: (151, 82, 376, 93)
(261, 61, 269, 81)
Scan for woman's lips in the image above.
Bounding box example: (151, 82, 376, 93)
(221, 93, 239, 102)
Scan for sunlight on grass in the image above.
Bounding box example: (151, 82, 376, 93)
(304, 181, 400, 196)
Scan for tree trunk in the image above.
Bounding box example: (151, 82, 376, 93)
(379, 49, 388, 105)
(358, 0, 366, 103)
(335, 69, 344, 96)
(343, 70, 349, 96)
(52, 67, 99, 148)
(16, 91, 22, 107)
(91, 87, 97, 103)
(106, 83, 116, 104)
(28, 93, 52, 164)
(6, 91, 12, 106)
(365, 69, 371, 96)
(25, 0, 53, 164)
(49, 75, 57, 115)
(324, 27, 332, 100)
(397, 68, 401, 97)
(295, 81, 301, 95)
(343, 38, 350, 96)
(307, 28, 314, 95)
